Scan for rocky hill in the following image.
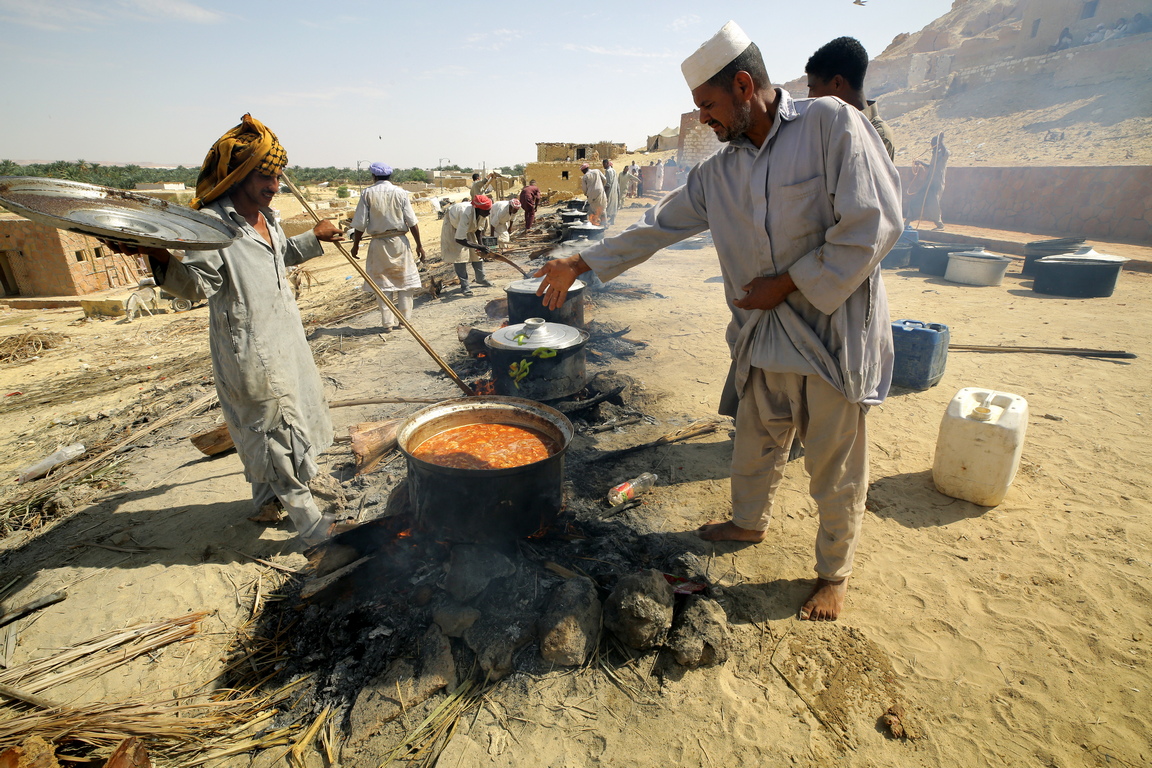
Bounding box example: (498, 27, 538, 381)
(781, 0, 1152, 167)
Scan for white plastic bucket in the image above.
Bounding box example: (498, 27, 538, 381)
(932, 387, 1028, 506)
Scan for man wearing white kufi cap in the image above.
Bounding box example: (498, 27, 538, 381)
(534, 20, 902, 621)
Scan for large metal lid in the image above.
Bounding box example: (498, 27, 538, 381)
(487, 318, 586, 351)
(0, 176, 242, 250)
(1037, 247, 1128, 264)
(506, 277, 586, 295)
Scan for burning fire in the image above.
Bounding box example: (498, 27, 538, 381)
(472, 378, 496, 395)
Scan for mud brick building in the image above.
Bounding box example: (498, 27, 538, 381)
(677, 110, 722, 168)
(526, 141, 628, 197)
(0, 213, 147, 302)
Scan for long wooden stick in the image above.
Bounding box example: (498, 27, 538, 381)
(280, 172, 473, 396)
(0, 590, 67, 628)
(949, 344, 1135, 359)
(329, 396, 443, 408)
(591, 421, 722, 463)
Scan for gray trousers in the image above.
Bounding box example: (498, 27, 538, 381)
(251, 425, 324, 540)
(731, 368, 869, 581)
(454, 261, 488, 291)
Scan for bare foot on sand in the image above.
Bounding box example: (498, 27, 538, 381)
(248, 500, 286, 524)
(800, 578, 848, 621)
(695, 520, 767, 543)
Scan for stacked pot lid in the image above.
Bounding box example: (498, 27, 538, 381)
(487, 318, 585, 351)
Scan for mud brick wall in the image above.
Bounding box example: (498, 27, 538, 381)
(899, 165, 1152, 243)
(677, 111, 721, 167)
(0, 219, 132, 297)
(536, 143, 625, 163)
(524, 162, 584, 196)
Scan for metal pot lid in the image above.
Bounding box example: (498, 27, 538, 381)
(487, 318, 586, 351)
(566, 222, 604, 231)
(0, 176, 241, 250)
(506, 277, 586, 295)
(951, 249, 1009, 261)
(1037, 248, 1128, 264)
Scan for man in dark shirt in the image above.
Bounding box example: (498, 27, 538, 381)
(519, 179, 541, 230)
(805, 36, 897, 160)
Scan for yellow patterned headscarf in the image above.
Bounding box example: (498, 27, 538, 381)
(190, 114, 288, 210)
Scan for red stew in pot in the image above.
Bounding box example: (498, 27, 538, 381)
(412, 423, 557, 470)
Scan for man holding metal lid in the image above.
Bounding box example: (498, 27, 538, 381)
(440, 194, 494, 297)
(349, 161, 425, 333)
(534, 21, 901, 621)
(113, 114, 345, 546)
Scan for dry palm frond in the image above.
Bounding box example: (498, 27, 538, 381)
(0, 612, 208, 695)
(379, 680, 483, 768)
(0, 331, 68, 364)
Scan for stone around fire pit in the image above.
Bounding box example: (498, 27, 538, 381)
(445, 544, 516, 602)
(604, 569, 674, 650)
(463, 611, 537, 681)
(433, 602, 481, 638)
(667, 595, 731, 668)
(538, 576, 602, 666)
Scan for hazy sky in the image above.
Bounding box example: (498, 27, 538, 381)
(0, 0, 953, 170)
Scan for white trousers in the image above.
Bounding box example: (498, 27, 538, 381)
(731, 368, 869, 580)
(376, 288, 413, 328)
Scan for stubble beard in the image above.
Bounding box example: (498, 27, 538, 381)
(715, 100, 753, 143)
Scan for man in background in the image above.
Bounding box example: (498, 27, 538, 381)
(805, 36, 896, 160)
(519, 179, 540, 230)
(580, 163, 607, 225)
(905, 132, 949, 230)
(488, 197, 521, 245)
(469, 172, 491, 199)
(349, 162, 425, 333)
(602, 159, 619, 226)
(441, 195, 493, 296)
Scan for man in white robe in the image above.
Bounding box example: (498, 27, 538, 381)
(534, 22, 901, 621)
(579, 163, 608, 226)
(488, 198, 521, 244)
(602, 159, 620, 226)
(440, 195, 493, 296)
(350, 162, 425, 331)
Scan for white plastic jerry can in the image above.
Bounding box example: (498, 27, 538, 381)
(932, 388, 1029, 506)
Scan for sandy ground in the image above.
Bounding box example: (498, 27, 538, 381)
(0, 195, 1149, 767)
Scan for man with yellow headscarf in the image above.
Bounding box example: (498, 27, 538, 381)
(132, 115, 344, 545)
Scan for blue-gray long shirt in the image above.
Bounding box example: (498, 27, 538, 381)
(579, 90, 902, 405)
(153, 196, 333, 483)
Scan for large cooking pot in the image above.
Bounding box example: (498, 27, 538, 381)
(397, 396, 574, 542)
(1032, 250, 1129, 298)
(562, 222, 605, 242)
(1022, 237, 1085, 277)
(916, 242, 982, 276)
(565, 199, 588, 212)
(506, 276, 586, 328)
(559, 209, 588, 225)
(485, 318, 589, 401)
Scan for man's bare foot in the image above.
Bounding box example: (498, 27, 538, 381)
(248, 500, 286, 524)
(695, 520, 767, 543)
(799, 578, 848, 621)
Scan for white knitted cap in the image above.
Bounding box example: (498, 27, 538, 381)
(681, 21, 753, 90)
